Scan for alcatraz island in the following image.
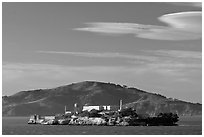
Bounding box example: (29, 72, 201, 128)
(28, 100, 179, 126)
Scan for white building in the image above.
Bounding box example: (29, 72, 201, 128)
(82, 100, 123, 112)
(82, 105, 112, 112)
(65, 111, 72, 114)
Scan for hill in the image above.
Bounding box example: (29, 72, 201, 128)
(2, 81, 202, 116)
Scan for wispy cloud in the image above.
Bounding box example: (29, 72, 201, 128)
(74, 11, 201, 40)
(38, 50, 201, 60)
(144, 50, 202, 59)
(142, 49, 201, 72)
(170, 2, 202, 8)
(37, 50, 157, 62)
(37, 49, 201, 75)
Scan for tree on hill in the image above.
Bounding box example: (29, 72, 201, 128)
(119, 108, 138, 117)
(158, 113, 179, 122)
(89, 109, 102, 117)
(78, 110, 90, 117)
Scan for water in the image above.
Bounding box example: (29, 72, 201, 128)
(2, 116, 202, 135)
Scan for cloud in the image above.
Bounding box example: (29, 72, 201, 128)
(141, 49, 202, 71)
(169, 2, 202, 8)
(38, 49, 201, 67)
(144, 50, 202, 59)
(38, 49, 201, 61)
(74, 11, 201, 40)
(37, 50, 201, 78)
(37, 50, 157, 62)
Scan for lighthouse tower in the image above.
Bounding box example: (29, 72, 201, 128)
(119, 99, 123, 111)
(74, 103, 79, 114)
(64, 105, 67, 114)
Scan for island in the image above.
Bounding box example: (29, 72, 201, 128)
(28, 102, 179, 126)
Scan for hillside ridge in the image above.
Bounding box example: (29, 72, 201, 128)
(2, 81, 202, 116)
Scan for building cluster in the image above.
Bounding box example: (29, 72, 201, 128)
(28, 99, 179, 126)
(28, 100, 124, 125)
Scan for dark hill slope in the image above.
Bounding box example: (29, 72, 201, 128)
(2, 81, 202, 116)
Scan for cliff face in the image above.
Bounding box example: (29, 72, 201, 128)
(2, 81, 202, 116)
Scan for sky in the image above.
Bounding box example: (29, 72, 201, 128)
(2, 2, 202, 103)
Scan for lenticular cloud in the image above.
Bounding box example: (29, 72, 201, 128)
(74, 11, 201, 41)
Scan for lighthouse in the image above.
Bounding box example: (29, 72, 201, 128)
(119, 99, 122, 111)
(74, 103, 79, 114)
(64, 105, 67, 114)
